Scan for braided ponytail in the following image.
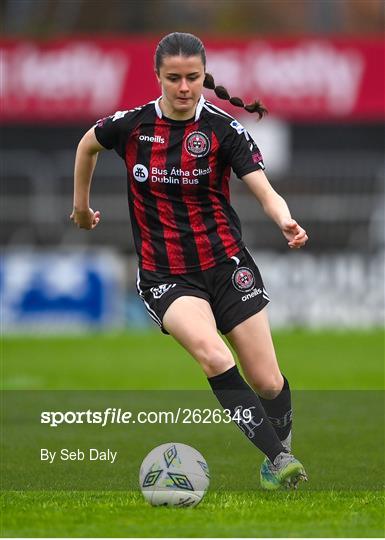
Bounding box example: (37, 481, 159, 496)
(204, 72, 267, 119)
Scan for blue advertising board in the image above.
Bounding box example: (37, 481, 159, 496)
(1, 251, 126, 332)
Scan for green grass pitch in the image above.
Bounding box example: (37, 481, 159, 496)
(1, 329, 384, 537)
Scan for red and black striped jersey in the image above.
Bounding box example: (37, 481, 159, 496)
(94, 95, 265, 274)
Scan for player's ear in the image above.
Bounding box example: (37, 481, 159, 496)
(155, 70, 161, 85)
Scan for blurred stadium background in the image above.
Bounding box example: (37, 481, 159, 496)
(1, 0, 384, 333)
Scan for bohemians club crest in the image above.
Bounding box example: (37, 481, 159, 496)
(185, 131, 210, 158)
(232, 267, 255, 292)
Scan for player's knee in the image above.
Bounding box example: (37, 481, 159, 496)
(195, 341, 234, 377)
(250, 373, 284, 399)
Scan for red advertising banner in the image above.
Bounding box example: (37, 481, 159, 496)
(1, 37, 384, 123)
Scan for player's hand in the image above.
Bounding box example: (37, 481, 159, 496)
(281, 218, 308, 249)
(70, 208, 101, 230)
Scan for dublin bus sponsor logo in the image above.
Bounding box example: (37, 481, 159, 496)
(185, 131, 210, 158)
(133, 164, 149, 182)
(232, 267, 255, 292)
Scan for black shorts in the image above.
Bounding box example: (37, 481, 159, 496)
(136, 247, 270, 335)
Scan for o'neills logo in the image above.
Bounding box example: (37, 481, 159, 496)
(232, 267, 255, 292)
(139, 134, 165, 144)
(185, 131, 210, 158)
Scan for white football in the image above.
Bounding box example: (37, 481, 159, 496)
(139, 442, 210, 507)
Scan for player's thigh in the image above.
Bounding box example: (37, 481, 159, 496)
(225, 308, 283, 398)
(163, 296, 235, 377)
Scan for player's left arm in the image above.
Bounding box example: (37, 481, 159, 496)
(242, 169, 308, 249)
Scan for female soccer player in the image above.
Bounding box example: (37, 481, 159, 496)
(71, 32, 308, 490)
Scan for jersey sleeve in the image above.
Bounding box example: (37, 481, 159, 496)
(94, 110, 134, 158)
(222, 119, 265, 179)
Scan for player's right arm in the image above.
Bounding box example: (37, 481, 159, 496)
(70, 127, 105, 230)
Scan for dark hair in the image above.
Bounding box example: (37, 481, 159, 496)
(155, 32, 267, 120)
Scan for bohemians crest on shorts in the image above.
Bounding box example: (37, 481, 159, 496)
(185, 131, 210, 158)
(231, 267, 255, 292)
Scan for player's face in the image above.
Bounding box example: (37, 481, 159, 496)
(156, 55, 205, 120)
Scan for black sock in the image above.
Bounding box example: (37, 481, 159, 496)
(208, 365, 284, 462)
(259, 375, 292, 441)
